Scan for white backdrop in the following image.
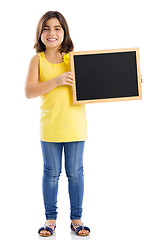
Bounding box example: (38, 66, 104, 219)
(0, 0, 160, 239)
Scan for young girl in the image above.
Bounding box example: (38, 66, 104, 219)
(25, 11, 90, 237)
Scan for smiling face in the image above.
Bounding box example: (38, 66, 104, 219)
(41, 18, 64, 51)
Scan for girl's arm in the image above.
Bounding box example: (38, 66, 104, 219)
(24, 55, 74, 99)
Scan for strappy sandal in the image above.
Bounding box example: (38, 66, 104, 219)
(71, 222, 90, 236)
(38, 224, 56, 237)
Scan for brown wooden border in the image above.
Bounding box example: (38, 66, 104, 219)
(69, 47, 142, 105)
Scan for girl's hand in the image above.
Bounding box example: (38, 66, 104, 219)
(55, 72, 74, 87)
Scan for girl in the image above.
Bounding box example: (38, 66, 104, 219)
(25, 11, 90, 237)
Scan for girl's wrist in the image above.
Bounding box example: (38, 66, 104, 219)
(54, 76, 59, 87)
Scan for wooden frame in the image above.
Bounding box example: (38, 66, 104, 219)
(69, 48, 142, 105)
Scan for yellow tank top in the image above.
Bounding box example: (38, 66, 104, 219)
(38, 51, 88, 142)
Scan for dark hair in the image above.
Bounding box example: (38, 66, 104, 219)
(33, 11, 74, 53)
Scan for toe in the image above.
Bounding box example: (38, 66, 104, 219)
(82, 230, 89, 235)
(78, 229, 88, 235)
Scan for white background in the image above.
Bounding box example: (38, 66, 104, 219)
(0, 0, 160, 239)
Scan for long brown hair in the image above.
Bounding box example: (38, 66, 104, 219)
(33, 11, 74, 53)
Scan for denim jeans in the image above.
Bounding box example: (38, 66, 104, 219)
(40, 140, 85, 220)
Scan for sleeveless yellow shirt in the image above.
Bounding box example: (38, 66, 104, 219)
(38, 51, 88, 142)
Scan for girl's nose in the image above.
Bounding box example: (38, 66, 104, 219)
(49, 29, 55, 36)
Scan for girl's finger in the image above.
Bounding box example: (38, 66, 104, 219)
(66, 76, 74, 82)
(67, 72, 74, 78)
(66, 78, 74, 82)
(65, 82, 73, 86)
(67, 74, 74, 80)
(66, 80, 74, 85)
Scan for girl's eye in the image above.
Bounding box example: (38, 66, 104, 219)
(42, 27, 61, 31)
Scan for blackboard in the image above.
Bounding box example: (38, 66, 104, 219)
(69, 48, 142, 104)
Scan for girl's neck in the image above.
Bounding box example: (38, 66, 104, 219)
(45, 48, 62, 58)
(44, 48, 64, 64)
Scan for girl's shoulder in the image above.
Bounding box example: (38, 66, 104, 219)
(62, 52, 70, 63)
(61, 52, 66, 57)
(28, 54, 40, 72)
(30, 54, 40, 63)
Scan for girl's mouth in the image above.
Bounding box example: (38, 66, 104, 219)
(47, 38, 57, 42)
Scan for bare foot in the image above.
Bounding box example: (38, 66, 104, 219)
(39, 219, 56, 236)
(72, 219, 90, 235)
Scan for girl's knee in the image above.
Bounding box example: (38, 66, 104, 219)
(65, 167, 84, 181)
(43, 167, 61, 181)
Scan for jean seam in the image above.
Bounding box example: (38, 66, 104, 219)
(47, 142, 61, 218)
(49, 142, 56, 218)
(74, 142, 80, 217)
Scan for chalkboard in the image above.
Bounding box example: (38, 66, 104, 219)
(69, 48, 142, 105)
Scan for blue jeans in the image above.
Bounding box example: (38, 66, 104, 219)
(40, 140, 85, 220)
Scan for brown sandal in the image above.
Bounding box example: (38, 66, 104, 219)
(38, 224, 56, 237)
(71, 222, 90, 236)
